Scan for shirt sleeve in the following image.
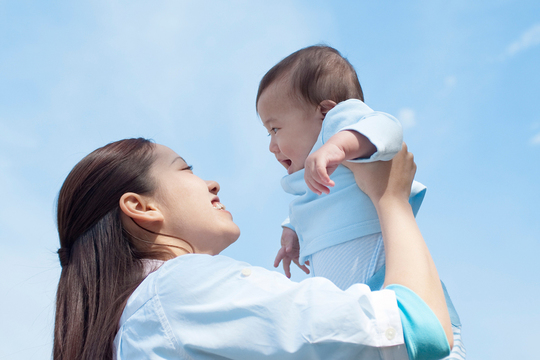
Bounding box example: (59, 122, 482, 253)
(281, 217, 295, 231)
(386, 284, 451, 360)
(321, 99, 403, 162)
(155, 254, 407, 359)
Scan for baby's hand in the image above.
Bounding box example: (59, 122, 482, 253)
(304, 143, 345, 195)
(305, 130, 376, 195)
(274, 227, 310, 278)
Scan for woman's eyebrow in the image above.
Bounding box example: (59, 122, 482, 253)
(171, 156, 187, 166)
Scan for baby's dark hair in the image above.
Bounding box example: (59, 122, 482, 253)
(256, 45, 364, 109)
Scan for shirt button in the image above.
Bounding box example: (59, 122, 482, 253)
(241, 268, 252, 277)
(385, 327, 396, 340)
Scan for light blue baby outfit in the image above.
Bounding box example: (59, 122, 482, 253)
(281, 99, 426, 266)
(281, 99, 465, 359)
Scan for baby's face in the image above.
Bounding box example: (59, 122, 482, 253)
(257, 80, 323, 174)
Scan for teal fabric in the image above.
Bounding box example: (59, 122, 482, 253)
(366, 263, 386, 291)
(368, 266, 461, 327)
(441, 281, 461, 327)
(387, 284, 451, 360)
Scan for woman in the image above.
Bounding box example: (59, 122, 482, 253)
(54, 138, 452, 360)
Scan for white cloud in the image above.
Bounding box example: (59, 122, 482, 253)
(444, 75, 457, 88)
(528, 122, 540, 146)
(505, 23, 540, 57)
(530, 132, 540, 146)
(398, 108, 416, 129)
(437, 75, 457, 98)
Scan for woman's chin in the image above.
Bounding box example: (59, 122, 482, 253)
(212, 227, 241, 255)
(227, 227, 241, 245)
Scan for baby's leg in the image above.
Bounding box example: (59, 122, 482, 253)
(310, 233, 385, 291)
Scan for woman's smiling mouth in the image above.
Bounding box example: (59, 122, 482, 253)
(213, 203, 226, 210)
(211, 196, 226, 210)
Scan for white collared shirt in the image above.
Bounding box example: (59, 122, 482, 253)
(114, 253, 411, 359)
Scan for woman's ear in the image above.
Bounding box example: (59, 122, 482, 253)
(119, 192, 164, 225)
(319, 100, 337, 116)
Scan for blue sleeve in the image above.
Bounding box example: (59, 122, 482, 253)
(281, 217, 295, 232)
(386, 284, 451, 360)
(321, 99, 403, 162)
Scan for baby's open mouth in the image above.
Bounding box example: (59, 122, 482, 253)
(281, 159, 292, 168)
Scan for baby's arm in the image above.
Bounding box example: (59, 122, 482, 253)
(274, 227, 310, 278)
(305, 100, 403, 195)
(304, 130, 376, 195)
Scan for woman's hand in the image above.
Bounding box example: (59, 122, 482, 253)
(344, 142, 415, 206)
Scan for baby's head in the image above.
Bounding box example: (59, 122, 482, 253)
(256, 45, 363, 174)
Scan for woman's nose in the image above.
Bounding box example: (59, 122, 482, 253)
(206, 180, 220, 195)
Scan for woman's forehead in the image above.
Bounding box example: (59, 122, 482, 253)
(154, 144, 187, 167)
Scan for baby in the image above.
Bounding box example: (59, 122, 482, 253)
(256, 45, 465, 359)
(257, 45, 426, 285)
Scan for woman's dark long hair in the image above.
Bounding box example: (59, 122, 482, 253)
(54, 138, 165, 360)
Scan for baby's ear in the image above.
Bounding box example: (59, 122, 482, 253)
(319, 100, 337, 116)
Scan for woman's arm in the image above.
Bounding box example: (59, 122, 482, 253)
(345, 144, 453, 348)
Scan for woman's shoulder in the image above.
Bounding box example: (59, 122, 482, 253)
(153, 254, 257, 299)
(153, 254, 319, 315)
(155, 254, 271, 295)
(155, 254, 255, 285)
(119, 255, 246, 325)
(160, 253, 247, 272)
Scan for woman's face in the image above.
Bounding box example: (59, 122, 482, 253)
(150, 144, 240, 255)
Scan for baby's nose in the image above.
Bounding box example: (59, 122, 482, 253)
(269, 137, 279, 154)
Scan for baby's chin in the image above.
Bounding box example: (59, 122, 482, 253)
(286, 164, 304, 175)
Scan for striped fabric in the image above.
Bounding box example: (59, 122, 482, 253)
(447, 326, 467, 360)
(310, 233, 385, 290)
(309, 233, 466, 359)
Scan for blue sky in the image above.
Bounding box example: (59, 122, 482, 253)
(1, 1, 539, 359)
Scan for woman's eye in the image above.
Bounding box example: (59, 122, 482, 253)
(267, 128, 278, 136)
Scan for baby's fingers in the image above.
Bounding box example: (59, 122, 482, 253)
(314, 162, 335, 187)
(305, 176, 330, 195)
(305, 162, 335, 195)
(282, 257, 292, 278)
(293, 258, 310, 275)
(307, 157, 334, 185)
(274, 247, 287, 268)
